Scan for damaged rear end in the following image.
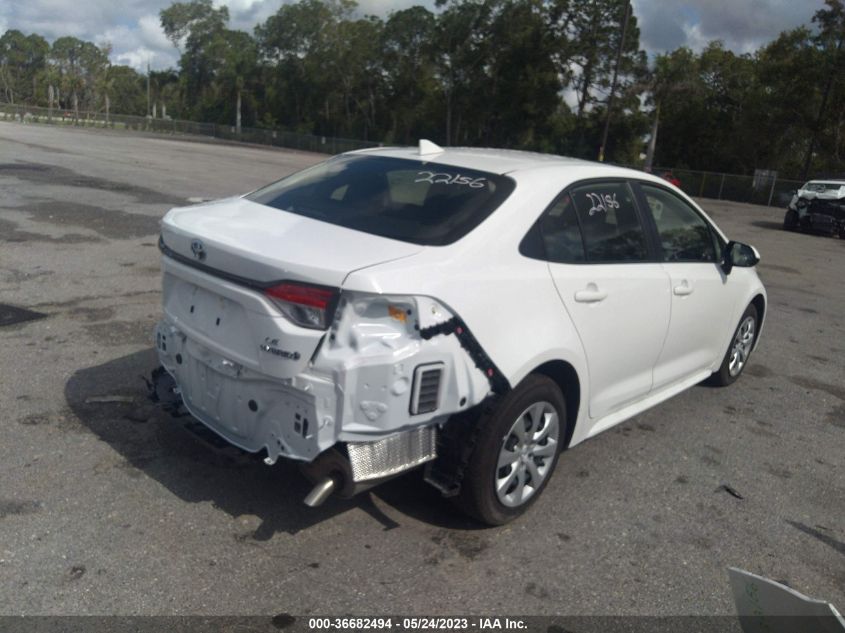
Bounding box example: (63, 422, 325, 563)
(152, 153, 514, 504)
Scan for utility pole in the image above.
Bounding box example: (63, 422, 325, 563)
(146, 58, 151, 117)
(644, 101, 659, 172)
(598, 0, 631, 162)
(236, 90, 241, 134)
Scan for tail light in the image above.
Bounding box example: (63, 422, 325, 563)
(265, 282, 339, 330)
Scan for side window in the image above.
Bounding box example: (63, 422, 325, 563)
(537, 192, 586, 263)
(570, 182, 648, 262)
(640, 184, 717, 263)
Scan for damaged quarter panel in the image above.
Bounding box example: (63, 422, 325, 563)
(312, 292, 492, 441)
(342, 166, 592, 441)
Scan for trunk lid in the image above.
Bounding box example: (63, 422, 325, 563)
(160, 196, 425, 288)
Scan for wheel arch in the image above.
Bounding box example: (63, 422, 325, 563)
(531, 359, 581, 449)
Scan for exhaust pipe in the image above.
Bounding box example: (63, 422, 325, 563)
(303, 477, 337, 507)
(298, 447, 399, 507)
(299, 449, 352, 507)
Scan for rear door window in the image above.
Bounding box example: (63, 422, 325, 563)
(246, 155, 515, 246)
(570, 182, 648, 262)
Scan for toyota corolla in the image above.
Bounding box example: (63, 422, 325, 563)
(152, 141, 766, 525)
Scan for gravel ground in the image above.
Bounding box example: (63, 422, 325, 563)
(0, 121, 842, 617)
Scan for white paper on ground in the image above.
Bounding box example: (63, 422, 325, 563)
(729, 567, 845, 633)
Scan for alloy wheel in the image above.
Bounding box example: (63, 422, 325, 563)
(728, 315, 756, 377)
(495, 401, 560, 507)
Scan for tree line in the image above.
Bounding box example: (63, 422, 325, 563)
(1, 0, 843, 178)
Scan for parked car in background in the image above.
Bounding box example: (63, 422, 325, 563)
(151, 141, 767, 525)
(784, 180, 845, 237)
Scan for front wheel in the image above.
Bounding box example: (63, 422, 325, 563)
(456, 375, 566, 525)
(707, 304, 758, 387)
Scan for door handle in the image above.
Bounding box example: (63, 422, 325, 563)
(574, 284, 607, 303)
(673, 280, 693, 296)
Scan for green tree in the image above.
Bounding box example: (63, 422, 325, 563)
(160, 0, 231, 119)
(380, 6, 439, 143)
(642, 47, 699, 171)
(106, 65, 147, 116)
(49, 36, 109, 118)
(433, 0, 497, 145)
(0, 30, 49, 104)
(256, 0, 361, 135)
(802, 0, 845, 175)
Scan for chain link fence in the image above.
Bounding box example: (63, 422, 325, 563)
(646, 167, 804, 208)
(0, 103, 380, 155)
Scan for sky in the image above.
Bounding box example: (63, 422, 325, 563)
(0, 0, 828, 72)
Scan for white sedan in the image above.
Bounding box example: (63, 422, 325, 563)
(153, 141, 766, 525)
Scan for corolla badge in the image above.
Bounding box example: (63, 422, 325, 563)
(190, 239, 206, 261)
(260, 337, 301, 361)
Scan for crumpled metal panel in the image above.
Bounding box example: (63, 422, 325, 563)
(347, 426, 437, 482)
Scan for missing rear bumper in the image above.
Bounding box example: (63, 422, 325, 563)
(347, 425, 437, 482)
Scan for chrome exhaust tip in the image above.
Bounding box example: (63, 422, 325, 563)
(303, 476, 336, 507)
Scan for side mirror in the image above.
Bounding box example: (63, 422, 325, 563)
(722, 241, 760, 275)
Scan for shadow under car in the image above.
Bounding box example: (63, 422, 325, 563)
(64, 348, 482, 536)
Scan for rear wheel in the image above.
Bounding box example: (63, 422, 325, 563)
(456, 375, 566, 525)
(783, 209, 799, 231)
(708, 304, 758, 387)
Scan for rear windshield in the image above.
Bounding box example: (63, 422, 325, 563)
(246, 155, 515, 246)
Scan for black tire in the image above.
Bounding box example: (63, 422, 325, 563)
(456, 375, 567, 526)
(783, 209, 799, 231)
(707, 304, 759, 387)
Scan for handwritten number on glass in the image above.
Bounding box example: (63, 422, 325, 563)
(585, 192, 620, 216)
(415, 171, 487, 189)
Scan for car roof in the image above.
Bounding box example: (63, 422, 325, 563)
(805, 180, 845, 185)
(347, 145, 626, 176)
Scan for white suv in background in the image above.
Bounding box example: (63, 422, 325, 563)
(152, 141, 766, 525)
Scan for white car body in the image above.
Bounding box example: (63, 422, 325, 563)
(153, 143, 766, 515)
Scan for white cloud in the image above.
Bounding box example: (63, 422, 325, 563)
(90, 16, 178, 71)
(634, 0, 826, 55)
(681, 22, 711, 53)
(114, 47, 159, 71)
(215, 0, 267, 11)
(356, 0, 434, 17)
(138, 13, 172, 50)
